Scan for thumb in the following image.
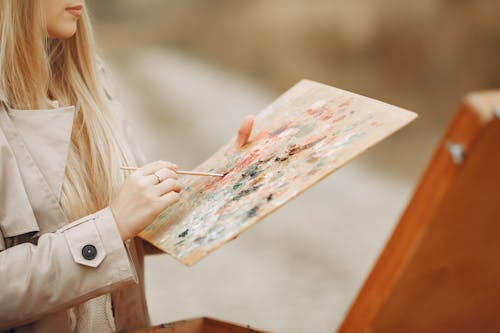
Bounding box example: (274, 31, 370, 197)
(236, 114, 254, 148)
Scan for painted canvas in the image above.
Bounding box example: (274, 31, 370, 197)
(139, 80, 417, 265)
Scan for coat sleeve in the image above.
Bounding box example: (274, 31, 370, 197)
(0, 207, 138, 330)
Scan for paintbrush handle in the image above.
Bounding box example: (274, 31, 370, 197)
(120, 167, 138, 171)
(176, 170, 224, 177)
(120, 166, 224, 177)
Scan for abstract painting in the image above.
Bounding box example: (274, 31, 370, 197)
(139, 80, 417, 265)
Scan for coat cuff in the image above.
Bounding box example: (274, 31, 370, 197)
(56, 207, 138, 283)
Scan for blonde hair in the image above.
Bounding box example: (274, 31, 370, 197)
(0, 0, 136, 220)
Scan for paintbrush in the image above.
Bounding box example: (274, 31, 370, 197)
(120, 166, 225, 177)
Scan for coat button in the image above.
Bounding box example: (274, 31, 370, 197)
(82, 244, 97, 260)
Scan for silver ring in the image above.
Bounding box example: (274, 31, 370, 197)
(153, 172, 161, 184)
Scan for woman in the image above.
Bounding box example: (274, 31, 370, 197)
(0, 1, 254, 332)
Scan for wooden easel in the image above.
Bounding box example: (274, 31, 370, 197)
(339, 90, 500, 333)
(130, 90, 500, 332)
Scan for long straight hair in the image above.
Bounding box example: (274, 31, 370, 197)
(0, 0, 136, 220)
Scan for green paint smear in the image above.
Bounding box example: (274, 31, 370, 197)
(316, 158, 328, 168)
(232, 183, 243, 190)
(295, 122, 316, 138)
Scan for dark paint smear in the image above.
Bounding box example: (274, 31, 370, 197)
(178, 229, 189, 238)
(274, 136, 327, 161)
(175, 239, 185, 246)
(258, 155, 275, 164)
(232, 184, 263, 201)
(241, 164, 263, 178)
(289, 136, 327, 155)
(246, 206, 259, 218)
(194, 237, 205, 244)
(274, 156, 289, 162)
(230, 135, 326, 206)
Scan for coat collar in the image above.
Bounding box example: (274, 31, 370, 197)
(0, 100, 72, 238)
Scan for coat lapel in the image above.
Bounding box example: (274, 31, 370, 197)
(0, 101, 71, 237)
(8, 106, 75, 204)
(0, 112, 39, 237)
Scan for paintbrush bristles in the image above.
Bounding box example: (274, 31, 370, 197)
(119, 166, 224, 177)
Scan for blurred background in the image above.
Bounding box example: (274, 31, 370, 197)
(87, 1, 500, 332)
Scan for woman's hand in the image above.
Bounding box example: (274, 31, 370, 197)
(236, 115, 254, 148)
(110, 161, 181, 241)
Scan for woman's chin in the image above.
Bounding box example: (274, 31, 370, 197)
(47, 25, 77, 40)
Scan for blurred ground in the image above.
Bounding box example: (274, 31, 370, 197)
(88, 1, 500, 332)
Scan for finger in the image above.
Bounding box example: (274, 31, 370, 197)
(154, 167, 178, 181)
(139, 160, 177, 176)
(149, 173, 161, 185)
(236, 115, 254, 148)
(156, 179, 182, 196)
(159, 191, 181, 207)
(236, 115, 254, 147)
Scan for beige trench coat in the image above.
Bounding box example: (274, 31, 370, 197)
(0, 64, 156, 332)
